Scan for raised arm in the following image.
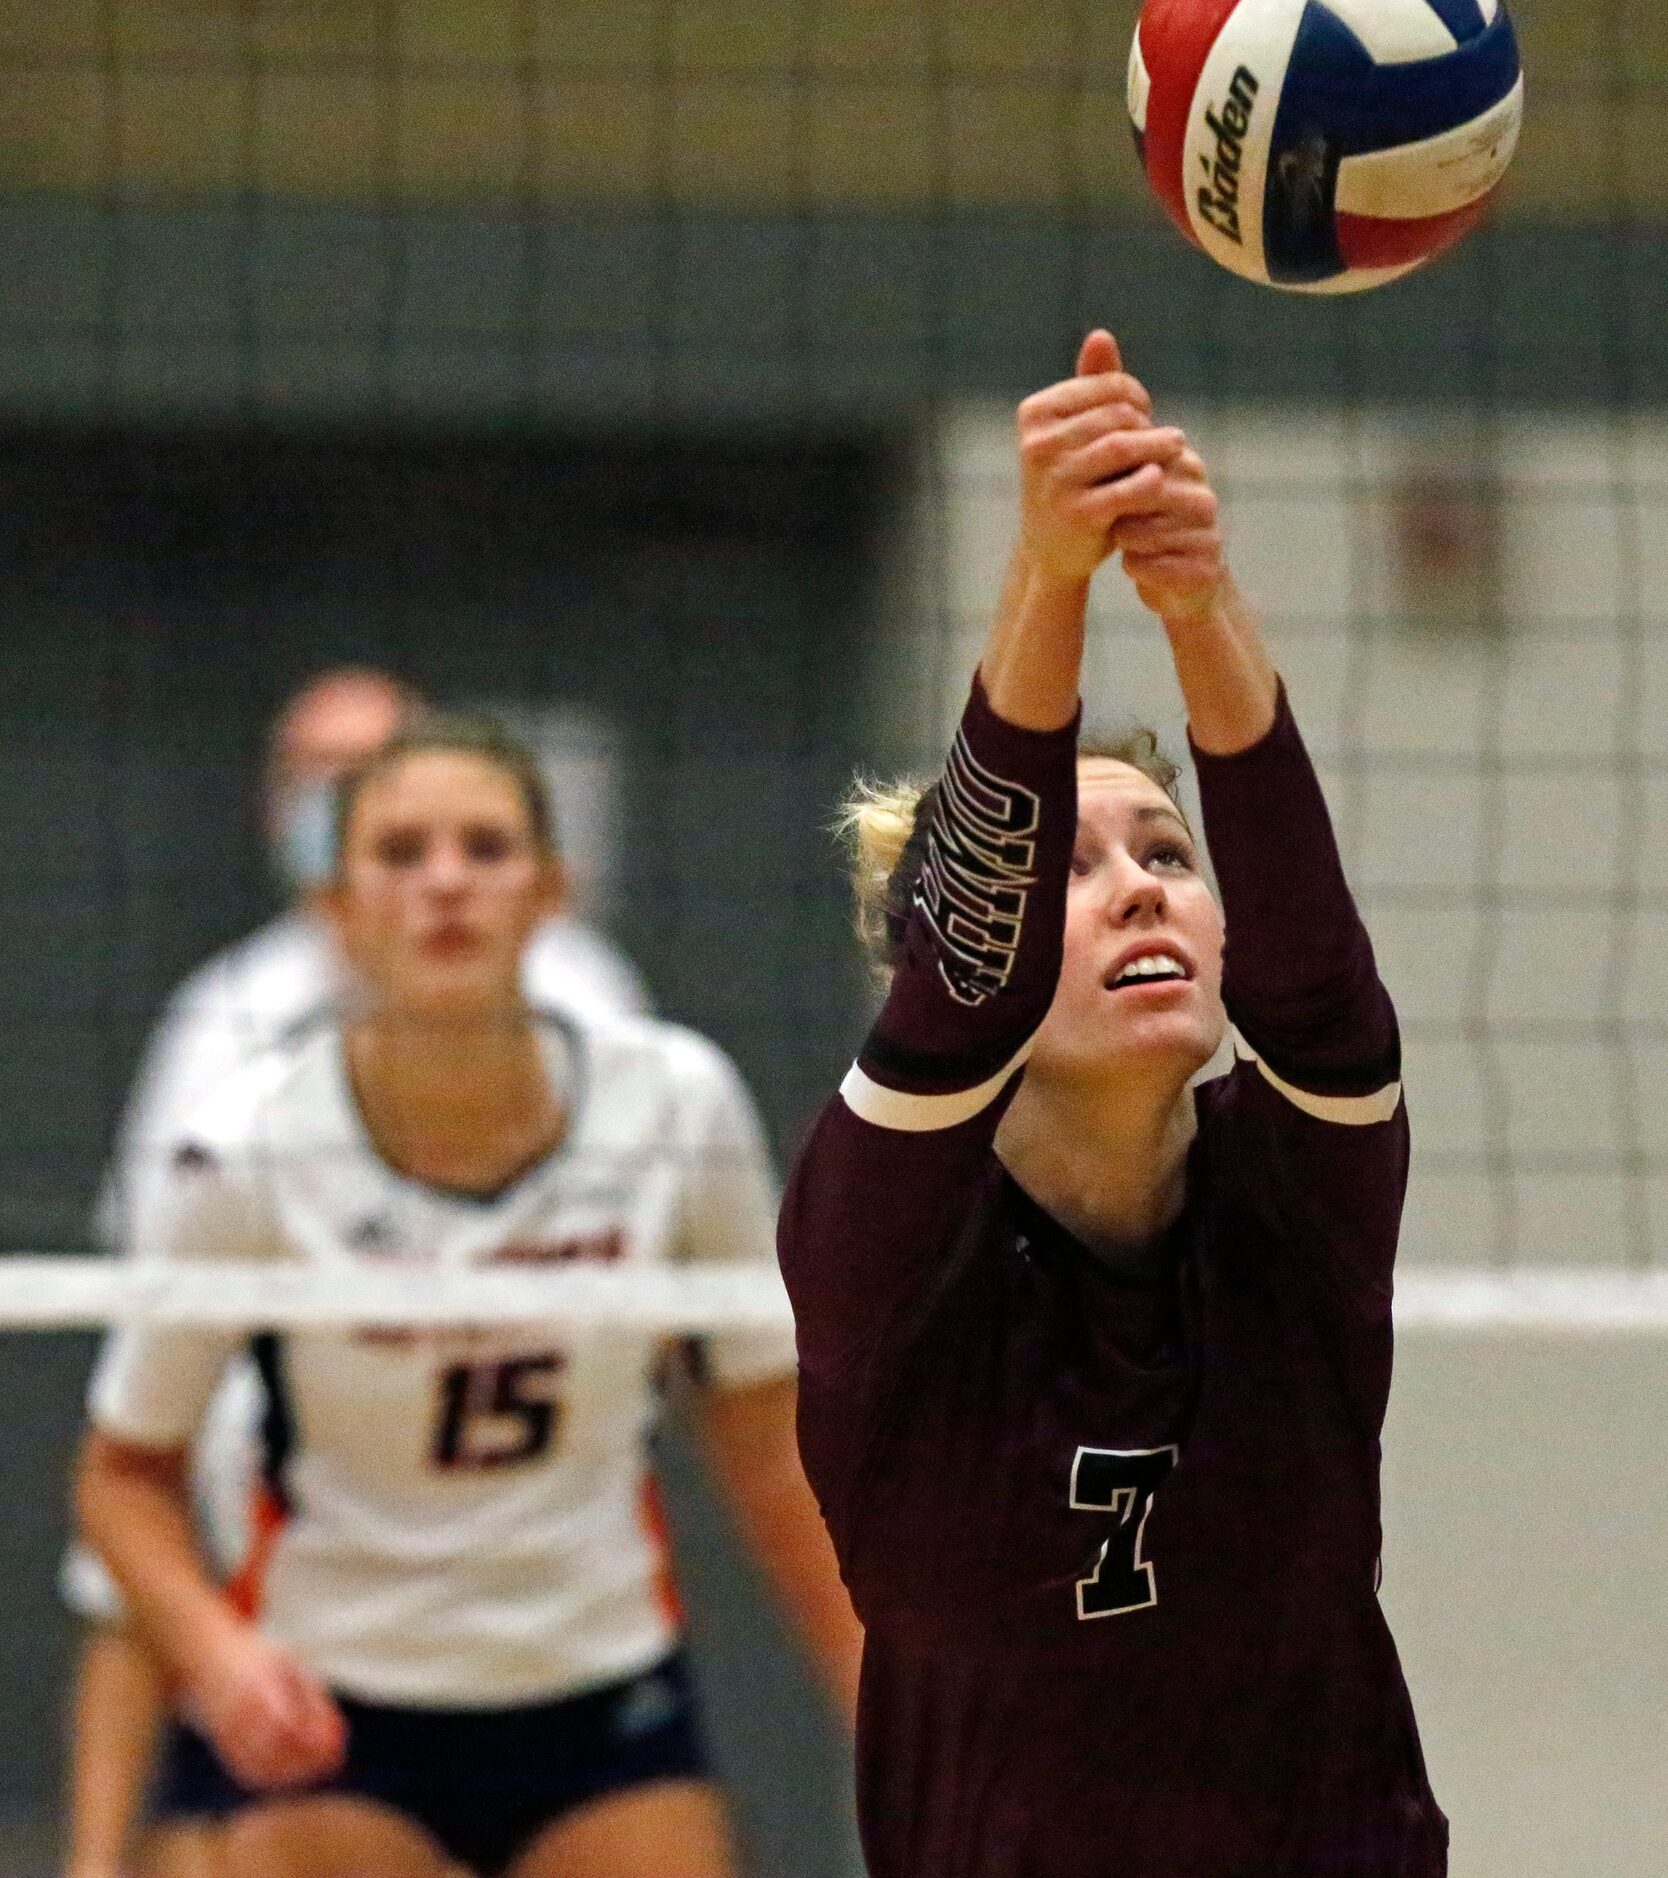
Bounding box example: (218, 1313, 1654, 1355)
(780, 335, 1186, 1386)
(1114, 416, 1406, 1311)
(1111, 427, 1278, 754)
(983, 331, 1180, 730)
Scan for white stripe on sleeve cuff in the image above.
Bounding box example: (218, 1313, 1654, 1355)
(839, 1037, 1036, 1133)
(1234, 1032, 1402, 1126)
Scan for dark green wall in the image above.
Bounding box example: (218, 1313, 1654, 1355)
(0, 205, 1663, 420)
(0, 428, 884, 1239)
(0, 428, 882, 1862)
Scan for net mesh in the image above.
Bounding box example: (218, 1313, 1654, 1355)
(893, 400, 1667, 1273)
(0, 0, 1659, 1270)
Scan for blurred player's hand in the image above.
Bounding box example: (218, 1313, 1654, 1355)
(1016, 331, 1185, 585)
(185, 1623, 348, 1790)
(1115, 437, 1230, 628)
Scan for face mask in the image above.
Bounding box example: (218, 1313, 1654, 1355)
(271, 780, 339, 893)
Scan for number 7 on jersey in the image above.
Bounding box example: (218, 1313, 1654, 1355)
(1071, 1445, 1178, 1620)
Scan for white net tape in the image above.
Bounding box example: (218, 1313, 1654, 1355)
(0, 1261, 1664, 1337)
(0, 1261, 794, 1336)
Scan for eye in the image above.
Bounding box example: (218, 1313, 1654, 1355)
(1146, 841, 1196, 874)
(462, 825, 517, 865)
(1069, 848, 1095, 879)
(373, 828, 425, 869)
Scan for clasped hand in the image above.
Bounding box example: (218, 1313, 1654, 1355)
(1016, 330, 1228, 625)
(185, 1618, 348, 1792)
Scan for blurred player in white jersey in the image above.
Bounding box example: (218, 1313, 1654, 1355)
(76, 712, 860, 1878)
(104, 666, 648, 1240)
(66, 670, 650, 1878)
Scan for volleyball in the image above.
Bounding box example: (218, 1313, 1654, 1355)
(1128, 0, 1523, 293)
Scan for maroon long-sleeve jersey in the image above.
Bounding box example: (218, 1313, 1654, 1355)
(780, 677, 1447, 1877)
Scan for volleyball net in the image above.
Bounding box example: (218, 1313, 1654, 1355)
(893, 397, 1666, 1282)
(0, 26, 1655, 1366)
(0, 1259, 1663, 1337)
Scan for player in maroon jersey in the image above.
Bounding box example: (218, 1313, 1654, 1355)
(778, 331, 1447, 1878)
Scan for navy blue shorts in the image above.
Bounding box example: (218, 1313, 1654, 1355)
(152, 1650, 712, 1877)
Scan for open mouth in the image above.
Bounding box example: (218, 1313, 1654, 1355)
(1104, 951, 1192, 992)
(422, 926, 483, 959)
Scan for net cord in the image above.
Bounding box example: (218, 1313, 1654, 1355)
(0, 1261, 1664, 1337)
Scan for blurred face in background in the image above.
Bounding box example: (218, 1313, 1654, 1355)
(266, 669, 415, 896)
(326, 749, 561, 1024)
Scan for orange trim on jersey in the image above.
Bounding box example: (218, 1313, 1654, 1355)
(224, 1484, 289, 1621)
(637, 1472, 685, 1631)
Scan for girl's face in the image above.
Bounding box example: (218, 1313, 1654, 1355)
(1028, 758, 1227, 1089)
(326, 750, 560, 1021)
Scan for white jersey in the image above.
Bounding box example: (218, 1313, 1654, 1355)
(89, 1010, 794, 1708)
(68, 911, 649, 1626)
(103, 911, 650, 1242)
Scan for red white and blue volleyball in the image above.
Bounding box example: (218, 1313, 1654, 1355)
(1128, 0, 1523, 293)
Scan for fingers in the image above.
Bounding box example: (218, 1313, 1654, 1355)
(1075, 328, 1122, 378)
(1119, 533, 1209, 567)
(231, 1724, 341, 1791)
(227, 1721, 323, 1790)
(1113, 495, 1220, 553)
(1024, 416, 1182, 487)
(220, 1712, 316, 1791)
(1038, 401, 1158, 458)
(213, 1660, 348, 1791)
(280, 1664, 349, 1774)
(1020, 370, 1153, 430)
(1073, 460, 1172, 527)
(1112, 441, 1219, 556)
(1015, 334, 1224, 588)
(1068, 425, 1188, 491)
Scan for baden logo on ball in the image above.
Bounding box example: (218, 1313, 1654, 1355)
(1129, 0, 1524, 293)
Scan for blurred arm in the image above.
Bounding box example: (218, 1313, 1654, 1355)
(665, 1038, 862, 1721)
(75, 1433, 243, 1698)
(692, 1375, 863, 1728)
(63, 1622, 168, 1878)
(76, 1430, 346, 1795)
